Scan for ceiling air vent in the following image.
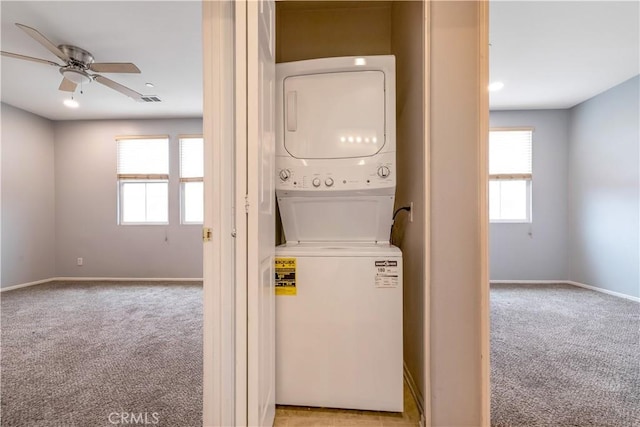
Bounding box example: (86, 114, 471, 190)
(140, 95, 162, 103)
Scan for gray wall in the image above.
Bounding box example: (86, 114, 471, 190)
(568, 75, 640, 298)
(489, 110, 570, 280)
(490, 77, 640, 299)
(430, 1, 484, 425)
(1, 110, 203, 287)
(54, 119, 203, 278)
(1, 103, 56, 288)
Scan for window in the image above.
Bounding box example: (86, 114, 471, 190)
(489, 129, 533, 222)
(179, 136, 204, 224)
(117, 137, 169, 224)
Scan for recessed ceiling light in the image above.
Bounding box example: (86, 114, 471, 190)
(145, 82, 155, 88)
(488, 81, 505, 92)
(63, 98, 79, 108)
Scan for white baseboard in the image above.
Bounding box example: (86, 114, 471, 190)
(1, 277, 203, 292)
(566, 280, 640, 303)
(491, 279, 640, 303)
(0, 278, 53, 292)
(490, 280, 565, 284)
(403, 362, 426, 427)
(55, 277, 204, 282)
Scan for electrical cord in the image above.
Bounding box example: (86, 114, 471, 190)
(393, 206, 411, 220)
(390, 205, 412, 244)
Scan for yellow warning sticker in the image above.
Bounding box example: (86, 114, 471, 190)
(275, 257, 297, 296)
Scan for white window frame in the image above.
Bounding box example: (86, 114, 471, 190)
(179, 135, 204, 225)
(489, 128, 533, 223)
(117, 136, 170, 225)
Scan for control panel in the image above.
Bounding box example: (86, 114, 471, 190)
(276, 152, 396, 193)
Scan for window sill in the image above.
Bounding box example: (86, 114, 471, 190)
(119, 222, 170, 226)
(490, 220, 532, 224)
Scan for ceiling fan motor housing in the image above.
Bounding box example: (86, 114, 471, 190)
(59, 44, 94, 68)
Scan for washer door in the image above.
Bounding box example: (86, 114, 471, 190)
(283, 70, 386, 159)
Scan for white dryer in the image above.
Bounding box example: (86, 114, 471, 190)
(275, 56, 403, 412)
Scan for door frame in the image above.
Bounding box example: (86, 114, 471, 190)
(202, 1, 237, 426)
(233, 1, 249, 424)
(479, 1, 490, 425)
(203, 1, 276, 425)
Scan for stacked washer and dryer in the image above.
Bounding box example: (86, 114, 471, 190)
(274, 55, 403, 412)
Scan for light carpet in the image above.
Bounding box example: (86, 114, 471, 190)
(491, 283, 640, 427)
(0, 281, 202, 427)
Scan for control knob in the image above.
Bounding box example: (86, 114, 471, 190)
(312, 178, 321, 187)
(279, 169, 291, 181)
(377, 166, 391, 178)
(325, 177, 334, 187)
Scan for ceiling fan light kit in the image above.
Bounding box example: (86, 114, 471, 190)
(1, 23, 149, 103)
(60, 68, 92, 85)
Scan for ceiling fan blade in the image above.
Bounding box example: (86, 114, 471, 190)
(94, 75, 143, 101)
(89, 62, 141, 74)
(59, 77, 77, 92)
(1, 50, 61, 67)
(15, 23, 69, 63)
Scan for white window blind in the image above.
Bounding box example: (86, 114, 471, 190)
(117, 137, 169, 178)
(179, 137, 204, 224)
(489, 129, 532, 179)
(179, 137, 204, 180)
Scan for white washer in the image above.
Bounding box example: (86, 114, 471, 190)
(275, 243, 403, 411)
(275, 55, 403, 412)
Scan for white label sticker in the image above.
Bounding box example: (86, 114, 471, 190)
(375, 260, 399, 288)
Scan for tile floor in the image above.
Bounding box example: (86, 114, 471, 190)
(273, 382, 421, 427)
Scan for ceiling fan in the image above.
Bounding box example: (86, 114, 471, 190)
(1, 23, 146, 101)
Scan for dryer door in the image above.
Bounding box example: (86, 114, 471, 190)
(283, 71, 385, 159)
